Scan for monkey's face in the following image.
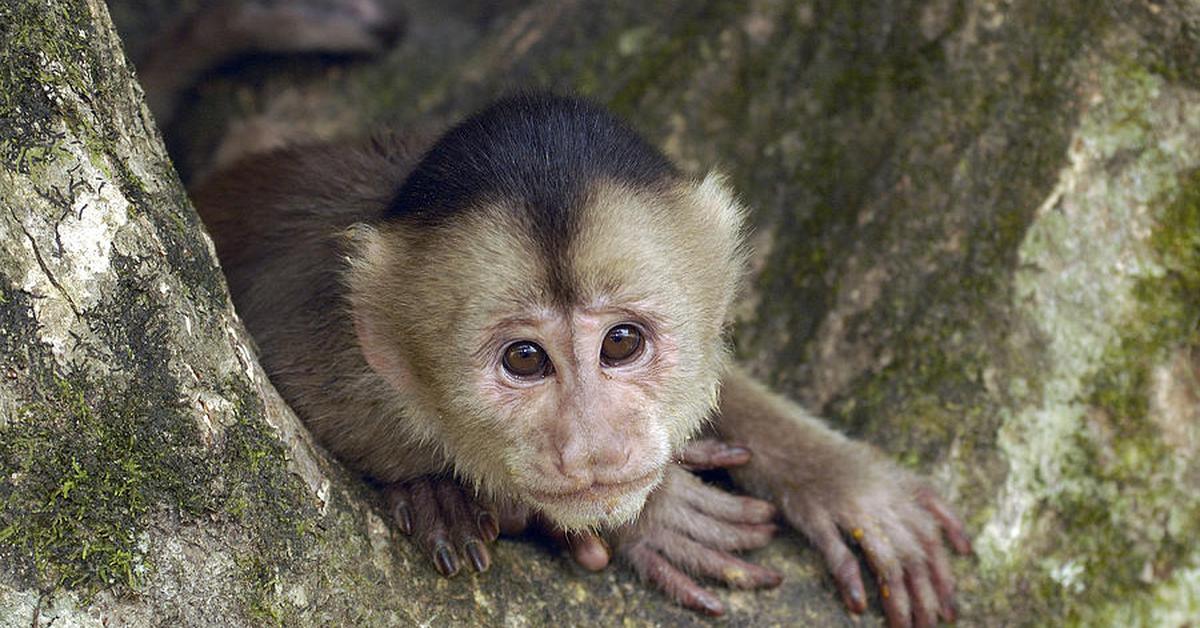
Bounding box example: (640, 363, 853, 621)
(349, 176, 747, 530)
(470, 299, 683, 529)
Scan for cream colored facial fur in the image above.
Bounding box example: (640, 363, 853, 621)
(346, 173, 748, 530)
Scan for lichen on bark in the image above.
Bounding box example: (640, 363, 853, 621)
(0, 0, 324, 622)
(980, 57, 1200, 622)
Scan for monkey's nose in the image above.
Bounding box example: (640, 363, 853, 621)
(555, 439, 632, 485)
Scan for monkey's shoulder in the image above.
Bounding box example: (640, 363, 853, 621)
(191, 134, 421, 266)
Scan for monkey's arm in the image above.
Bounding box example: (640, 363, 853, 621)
(716, 367, 972, 628)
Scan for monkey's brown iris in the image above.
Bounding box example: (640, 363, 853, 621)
(601, 324, 643, 365)
(503, 341, 549, 377)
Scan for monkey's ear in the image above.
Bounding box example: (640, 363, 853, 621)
(678, 172, 752, 328)
(688, 171, 749, 248)
(685, 171, 750, 280)
(343, 223, 417, 392)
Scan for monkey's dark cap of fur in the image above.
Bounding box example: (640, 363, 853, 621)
(384, 93, 679, 228)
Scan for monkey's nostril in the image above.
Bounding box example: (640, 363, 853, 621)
(554, 449, 594, 484)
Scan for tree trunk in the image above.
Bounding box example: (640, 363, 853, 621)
(3, 0, 1198, 625)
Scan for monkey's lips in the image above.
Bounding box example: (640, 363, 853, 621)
(526, 470, 660, 511)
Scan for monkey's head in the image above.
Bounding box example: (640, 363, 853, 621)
(347, 95, 747, 530)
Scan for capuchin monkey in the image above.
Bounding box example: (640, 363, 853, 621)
(193, 95, 971, 626)
(135, 3, 972, 625)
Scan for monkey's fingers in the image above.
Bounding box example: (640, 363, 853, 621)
(675, 497, 777, 552)
(542, 526, 611, 571)
(692, 520, 778, 553)
(656, 465, 776, 550)
(683, 482, 777, 526)
(677, 439, 752, 470)
(567, 532, 610, 571)
(433, 479, 496, 573)
(917, 488, 972, 555)
(404, 478, 460, 577)
(626, 543, 726, 617)
(384, 483, 415, 535)
(888, 505, 948, 627)
(857, 529, 914, 628)
(923, 532, 958, 622)
(802, 515, 868, 614)
(386, 477, 499, 577)
(904, 561, 940, 628)
(654, 533, 782, 590)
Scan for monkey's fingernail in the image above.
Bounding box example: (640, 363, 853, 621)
(764, 569, 783, 588)
(756, 502, 779, 521)
(394, 503, 413, 535)
(434, 545, 459, 577)
(477, 512, 500, 541)
(847, 584, 866, 613)
(697, 594, 724, 617)
(724, 445, 751, 460)
(465, 541, 490, 573)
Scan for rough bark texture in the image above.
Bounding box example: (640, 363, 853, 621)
(2, 0, 1198, 625)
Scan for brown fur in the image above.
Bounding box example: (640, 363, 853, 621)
(132, 3, 964, 617)
(196, 129, 968, 626)
(194, 134, 747, 529)
(193, 136, 448, 481)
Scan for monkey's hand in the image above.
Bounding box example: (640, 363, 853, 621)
(482, 439, 779, 615)
(384, 476, 500, 577)
(612, 440, 783, 617)
(775, 452, 971, 627)
(717, 368, 972, 627)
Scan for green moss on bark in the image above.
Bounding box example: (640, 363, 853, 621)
(1, 0, 317, 613)
(1037, 168, 1200, 621)
(745, 2, 1108, 464)
(1138, 169, 1200, 349)
(0, 274, 314, 606)
(2, 0, 226, 311)
(0, 0, 122, 178)
(0, 285, 197, 592)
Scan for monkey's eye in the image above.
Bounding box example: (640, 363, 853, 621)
(503, 341, 550, 378)
(600, 324, 643, 366)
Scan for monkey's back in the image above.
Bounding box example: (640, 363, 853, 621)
(192, 136, 445, 480)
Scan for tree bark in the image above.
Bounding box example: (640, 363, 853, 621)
(3, 0, 1198, 625)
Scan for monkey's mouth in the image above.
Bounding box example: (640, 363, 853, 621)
(527, 470, 660, 508)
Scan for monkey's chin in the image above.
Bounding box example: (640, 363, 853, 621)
(525, 470, 663, 532)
